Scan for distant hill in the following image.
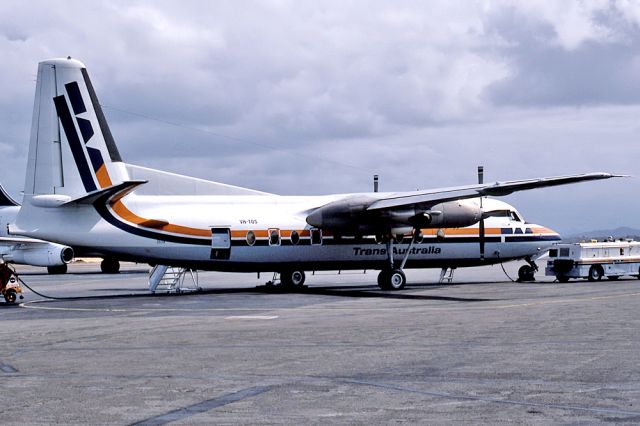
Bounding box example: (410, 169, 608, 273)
(563, 226, 640, 243)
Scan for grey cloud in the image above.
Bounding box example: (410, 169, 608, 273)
(486, 4, 640, 107)
(0, 1, 639, 234)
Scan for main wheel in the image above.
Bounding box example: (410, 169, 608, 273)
(388, 269, 406, 290)
(378, 269, 406, 290)
(47, 264, 68, 274)
(518, 265, 535, 282)
(377, 270, 390, 290)
(101, 258, 120, 274)
(280, 270, 306, 289)
(4, 290, 16, 304)
(588, 265, 603, 282)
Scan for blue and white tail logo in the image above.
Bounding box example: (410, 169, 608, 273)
(25, 58, 127, 198)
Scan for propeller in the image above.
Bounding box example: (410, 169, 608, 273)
(478, 166, 485, 260)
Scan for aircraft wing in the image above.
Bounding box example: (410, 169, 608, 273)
(307, 172, 623, 231)
(367, 172, 620, 211)
(0, 236, 53, 245)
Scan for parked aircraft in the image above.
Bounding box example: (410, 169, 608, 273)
(0, 185, 73, 273)
(10, 58, 622, 289)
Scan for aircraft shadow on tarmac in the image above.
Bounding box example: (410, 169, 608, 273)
(62, 283, 495, 303)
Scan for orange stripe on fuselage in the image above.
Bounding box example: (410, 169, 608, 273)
(96, 164, 113, 188)
(111, 201, 211, 237)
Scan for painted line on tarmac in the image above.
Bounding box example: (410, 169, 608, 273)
(130, 385, 272, 425)
(225, 315, 279, 320)
(343, 379, 640, 416)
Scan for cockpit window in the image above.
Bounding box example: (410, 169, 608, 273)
(484, 209, 524, 222)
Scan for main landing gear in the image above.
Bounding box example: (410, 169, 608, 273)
(266, 270, 307, 291)
(377, 231, 419, 291)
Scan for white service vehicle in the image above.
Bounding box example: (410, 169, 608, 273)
(546, 241, 640, 282)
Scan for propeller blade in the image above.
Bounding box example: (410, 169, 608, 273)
(479, 217, 485, 260)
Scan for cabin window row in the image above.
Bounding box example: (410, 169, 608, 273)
(245, 229, 323, 246)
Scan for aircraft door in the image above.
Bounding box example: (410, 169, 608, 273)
(211, 228, 231, 260)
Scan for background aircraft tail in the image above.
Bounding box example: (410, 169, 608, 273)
(0, 184, 19, 206)
(24, 57, 129, 200)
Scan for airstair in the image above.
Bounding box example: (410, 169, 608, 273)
(148, 265, 200, 293)
(439, 267, 456, 284)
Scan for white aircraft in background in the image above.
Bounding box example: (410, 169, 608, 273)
(0, 184, 73, 273)
(10, 58, 622, 290)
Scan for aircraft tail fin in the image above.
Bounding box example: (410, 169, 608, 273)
(0, 184, 20, 206)
(24, 57, 129, 200)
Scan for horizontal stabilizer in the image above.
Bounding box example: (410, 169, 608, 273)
(62, 180, 147, 206)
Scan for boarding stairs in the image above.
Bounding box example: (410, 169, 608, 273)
(439, 267, 456, 284)
(148, 265, 200, 293)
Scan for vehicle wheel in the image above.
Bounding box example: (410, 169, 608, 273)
(47, 264, 67, 274)
(377, 270, 390, 290)
(101, 258, 120, 274)
(518, 265, 535, 282)
(4, 290, 16, 304)
(608, 276, 619, 281)
(557, 275, 570, 283)
(280, 270, 305, 289)
(588, 265, 603, 282)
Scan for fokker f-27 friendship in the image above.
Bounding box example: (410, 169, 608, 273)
(10, 58, 622, 289)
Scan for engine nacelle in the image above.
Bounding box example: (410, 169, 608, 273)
(410, 200, 482, 229)
(3, 243, 74, 267)
(307, 197, 482, 234)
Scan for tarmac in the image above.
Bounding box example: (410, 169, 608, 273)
(2, 261, 640, 424)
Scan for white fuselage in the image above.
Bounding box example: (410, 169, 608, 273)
(14, 194, 560, 272)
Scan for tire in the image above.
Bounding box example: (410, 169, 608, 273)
(388, 269, 406, 290)
(518, 265, 535, 282)
(281, 270, 305, 289)
(47, 264, 68, 274)
(377, 270, 390, 290)
(557, 275, 570, 283)
(588, 265, 603, 282)
(4, 290, 16, 304)
(101, 258, 120, 274)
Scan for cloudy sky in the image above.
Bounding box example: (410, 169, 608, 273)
(1, 0, 639, 234)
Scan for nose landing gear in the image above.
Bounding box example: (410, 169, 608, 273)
(517, 257, 538, 282)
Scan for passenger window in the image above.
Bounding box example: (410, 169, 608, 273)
(290, 230, 300, 245)
(269, 228, 280, 246)
(246, 231, 256, 246)
(559, 248, 570, 257)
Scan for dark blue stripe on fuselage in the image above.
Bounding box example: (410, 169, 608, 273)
(54, 95, 97, 192)
(64, 82, 86, 114)
(93, 194, 211, 246)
